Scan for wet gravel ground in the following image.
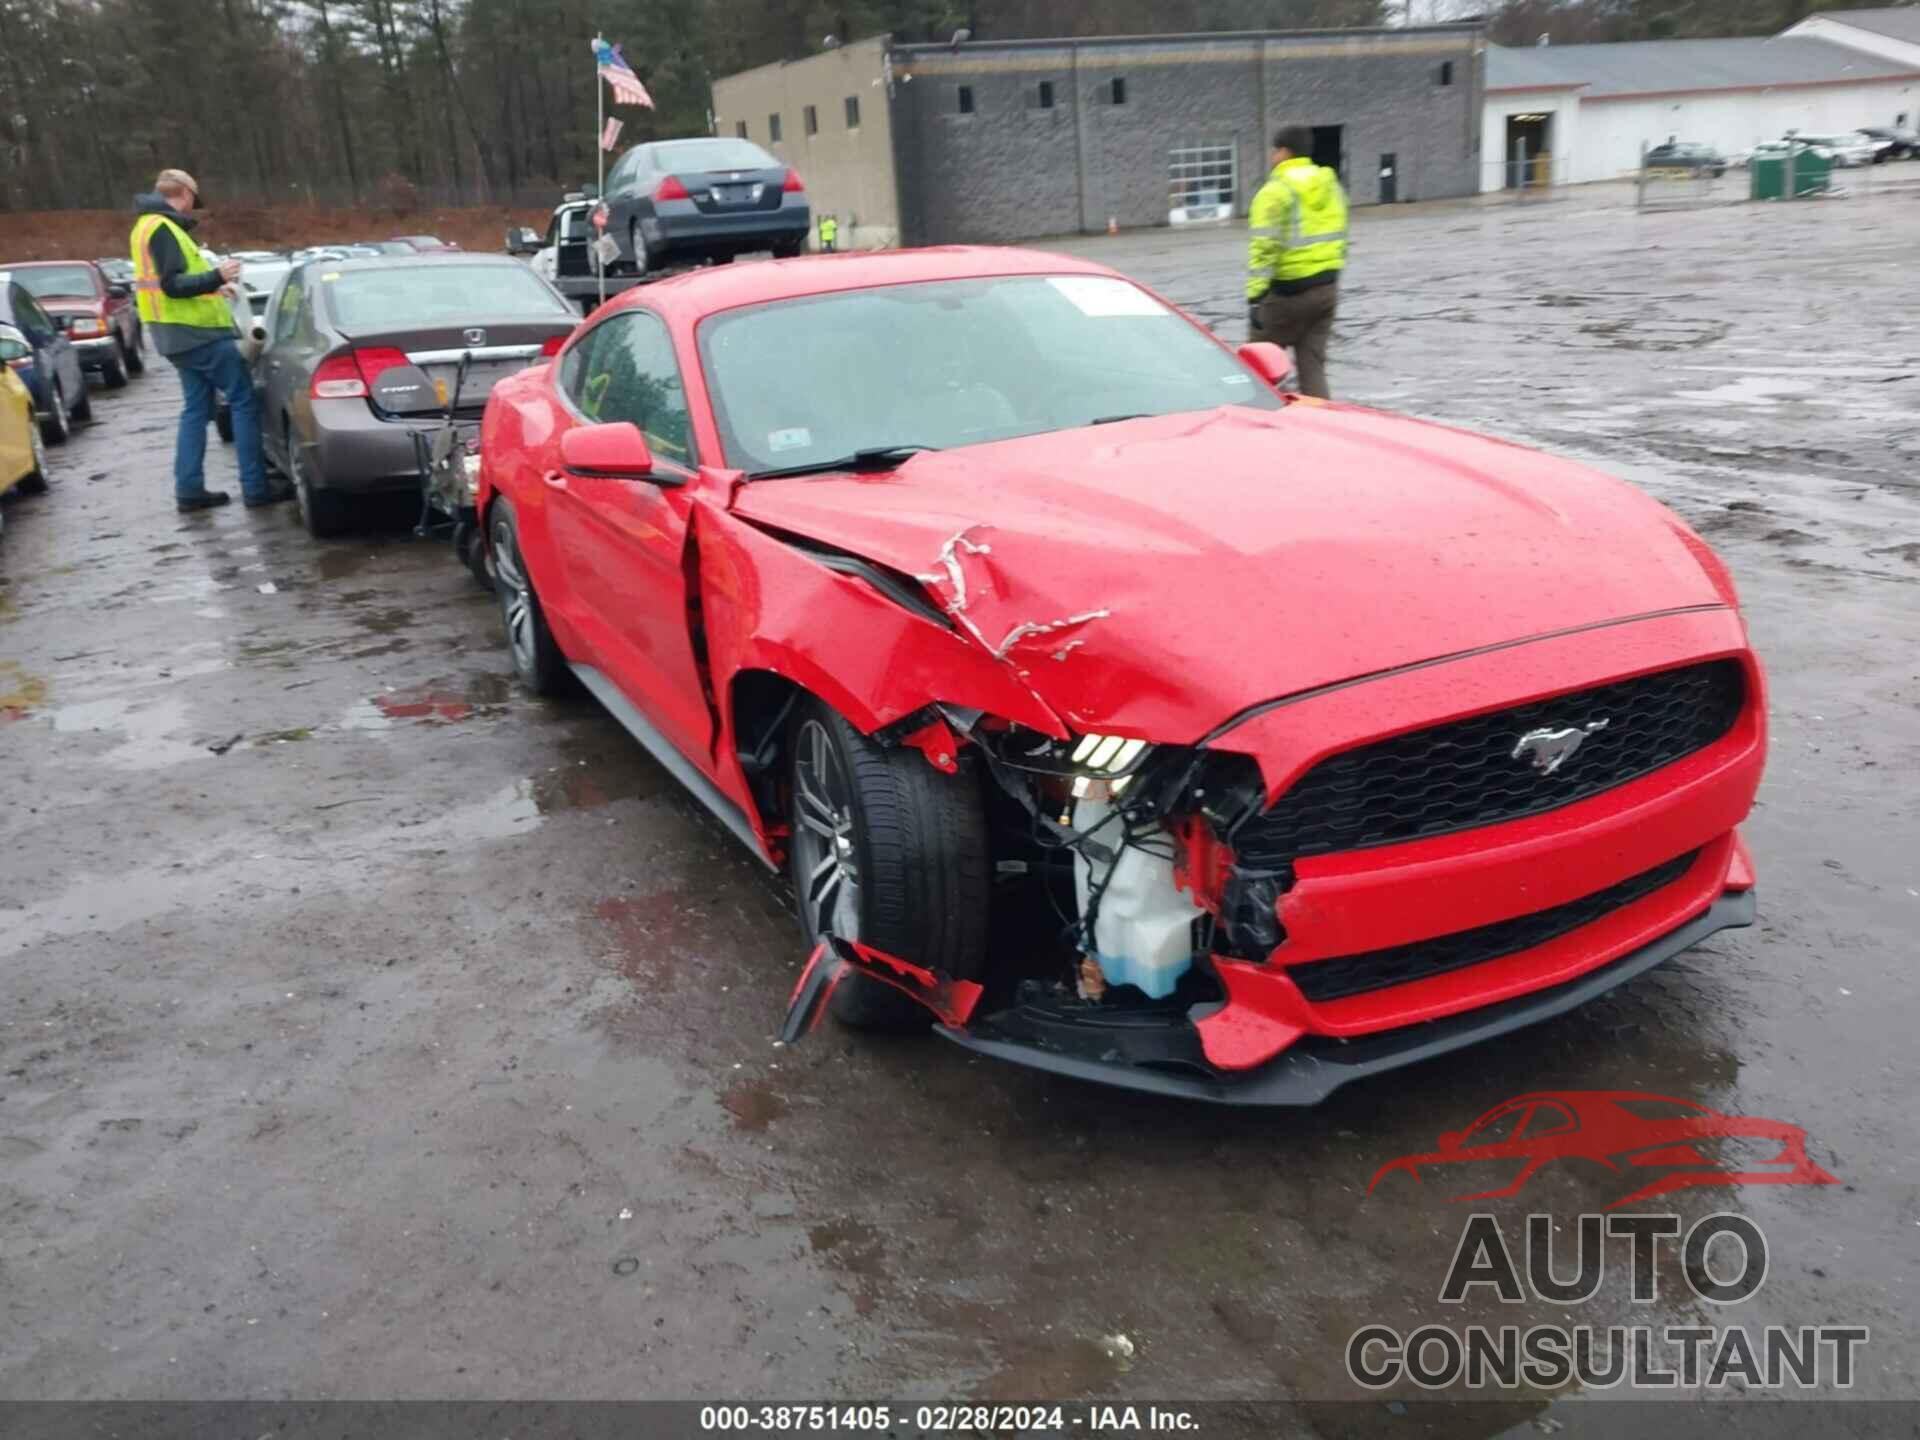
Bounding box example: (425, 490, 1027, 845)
(2, 181, 1916, 1417)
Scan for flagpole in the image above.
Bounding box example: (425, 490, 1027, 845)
(596, 36, 607, 308)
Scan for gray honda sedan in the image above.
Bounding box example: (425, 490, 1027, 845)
(604, 136, 811, 275)
(255, 254, 576, 536)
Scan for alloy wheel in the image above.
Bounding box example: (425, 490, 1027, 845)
(492, 518, 536, 675)
(791, 718, 863, 942)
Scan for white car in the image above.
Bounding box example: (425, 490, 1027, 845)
(1784, 131, 1879, 167)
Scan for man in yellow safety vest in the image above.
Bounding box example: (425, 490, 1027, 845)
(1246, 126, 1348, 400)
(131, 168, 281, 512)
(819, 215, 839, 252)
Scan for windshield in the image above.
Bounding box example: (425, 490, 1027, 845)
(325, 264, 570, 331)
(12, 265, 94, 300)
(650, 138, 775, 172)
(700, 274, 1280, 476)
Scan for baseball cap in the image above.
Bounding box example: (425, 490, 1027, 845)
(154, 168, 203, 208)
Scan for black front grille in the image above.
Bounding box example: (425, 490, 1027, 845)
(1290, 850, 1700, 1003)
(1233, 661, 1744, 875)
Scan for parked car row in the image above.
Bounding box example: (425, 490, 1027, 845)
(1653, 126, 1918, 176)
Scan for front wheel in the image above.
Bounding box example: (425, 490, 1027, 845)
(490, 500, 568, 694)
(102, 341, 130, 389)
(788, 700, 991, 1029)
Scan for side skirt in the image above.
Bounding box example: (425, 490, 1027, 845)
(570, 663, 775, 869)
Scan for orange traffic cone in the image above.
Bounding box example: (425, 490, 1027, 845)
(1107, 215, 1118, 236)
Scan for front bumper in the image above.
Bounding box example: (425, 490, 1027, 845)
(939, 887, 1753, 1105)
(70, 335, 118, 367)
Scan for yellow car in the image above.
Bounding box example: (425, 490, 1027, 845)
(0, 364, 49, 536)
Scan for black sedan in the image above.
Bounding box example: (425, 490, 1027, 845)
(1645, 141, 1727, 177)
(1858, 127, 1918, 161)
(252, 254, 576, 537)
(604, 136, 810, 276)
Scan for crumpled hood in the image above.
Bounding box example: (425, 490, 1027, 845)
(728, 404, 1727, 742)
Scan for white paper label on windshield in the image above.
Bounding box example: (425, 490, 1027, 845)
(768, 427, 812, 453)
(1047, 276, 1163, 318)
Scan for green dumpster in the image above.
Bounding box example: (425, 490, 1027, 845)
(1750, 144, 1832, 200)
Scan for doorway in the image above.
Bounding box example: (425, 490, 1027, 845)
(1504, 112, 1553, 188)
(1310, 124, 1344, 180)
(1378, 152, 1398, 204)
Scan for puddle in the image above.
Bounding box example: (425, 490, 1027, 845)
(314, 548, 377, 582)
(339, 678, 507, 728)
(356, 607, 415, 636)
(47, 692, 213, 769)
(720, 1079, 789, 1132)
(1670, 374, 1825, 407)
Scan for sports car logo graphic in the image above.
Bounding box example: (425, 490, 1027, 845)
(463, 327, 487, 346)
(1512, 717, 1609, 775)
(1368, 1091, 1839, 1209)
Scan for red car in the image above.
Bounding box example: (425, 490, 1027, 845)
(476, 247, 1765, 1104)
(1, 260, 144, 389)
(1367, 1092, 1838, 1207)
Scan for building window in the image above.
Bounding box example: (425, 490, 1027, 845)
(735, 121, 747, 138)
(804, 104, 818, 136)
(1437, 60, 1454, 86)
(1037, 80, 1055, 109)
(958, 84, 974, 115)
(1110, 77, 1127, 105)
(845, 95, 860, 128)
(769, 112, 782, 142)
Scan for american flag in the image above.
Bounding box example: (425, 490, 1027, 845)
(600, 116, 624, 151)
(591, 37, 654, 109)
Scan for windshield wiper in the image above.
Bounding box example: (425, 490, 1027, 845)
(1091, 413, 1149, 426)
(749, 444, 939, 480)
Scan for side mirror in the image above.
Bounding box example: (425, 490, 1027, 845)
(560, 421, 667, 482)
(368, 361, 442, 416)
(1237, 340, 1294, 388)
(108, 282, 131, 299)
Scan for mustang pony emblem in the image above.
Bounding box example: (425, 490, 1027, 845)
(1511, 717, 1609, 775)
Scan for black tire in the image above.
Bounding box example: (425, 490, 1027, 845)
(773, 238, 804, 259)
(489, 499, 568, 694)
(787, 698, 991, 1029)
(215, 404, 234, 443)
(102, 341, 129, 389)
(289, 425, 347, 537)
(454, 519, 495, 592)
(69, 382, 92, 423)
(17, 418, 50, 494)
(40, 383, 71, 445)
(126, 325, 146, 373)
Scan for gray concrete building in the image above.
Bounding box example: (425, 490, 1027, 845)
(713, 21, 1486, 248)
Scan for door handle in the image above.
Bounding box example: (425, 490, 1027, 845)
(543, 471, 568, 491)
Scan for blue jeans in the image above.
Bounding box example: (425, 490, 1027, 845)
(171, 335, 268, 502)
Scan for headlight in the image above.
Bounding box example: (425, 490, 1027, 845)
(70, 317, 106, 337)
(1068, 733, 1152, 798)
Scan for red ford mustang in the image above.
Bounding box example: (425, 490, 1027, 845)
(476, 247, 1765, 1105)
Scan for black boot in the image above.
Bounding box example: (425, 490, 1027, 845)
(177, 490, 232, 512)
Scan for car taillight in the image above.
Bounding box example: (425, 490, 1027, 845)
(655, 175, 690, 202)
(540, 334, 566, 358)
(311, 347, 410, 400)
(353, 346, 411, 388)
(782, 168, 805, 193)
(311, 354, 366, 399)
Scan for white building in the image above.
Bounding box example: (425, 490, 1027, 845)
(1479, 17, 1920, 191)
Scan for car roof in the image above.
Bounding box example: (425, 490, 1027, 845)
(309, 253, 530, 275)
(621, 245, 1125, 325)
